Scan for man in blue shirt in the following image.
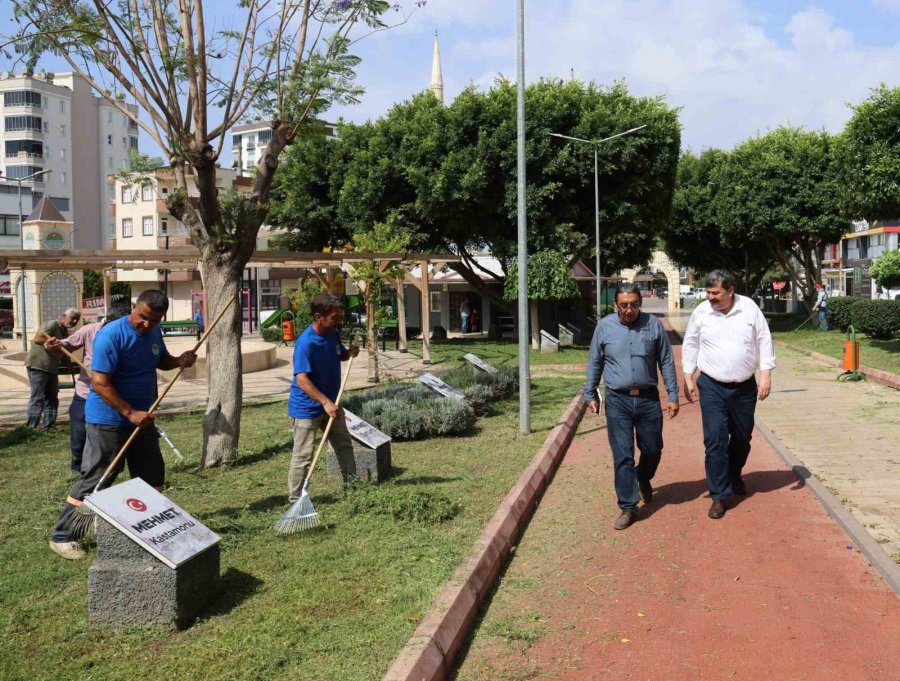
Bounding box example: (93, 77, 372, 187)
(48, 290, 197, 560)
(583, 283, 680, 530)
(288, 293, 360, 501)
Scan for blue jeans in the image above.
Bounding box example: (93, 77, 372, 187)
(69, 395, 86, 472)
(605, 389, 663, 510)
(697, 373, 757, 500)
(818, 308, 828, 331)
(461, 313, 470, 334)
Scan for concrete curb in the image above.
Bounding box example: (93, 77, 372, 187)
(754, 417, 900, 595)
(774, 339, 900, 390)
(382, 394, 587, 681)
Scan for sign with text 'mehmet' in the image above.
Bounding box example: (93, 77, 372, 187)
(83, 478, 220, 569)
(343, 408, 391, 449)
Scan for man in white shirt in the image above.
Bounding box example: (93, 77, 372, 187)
(682, 270, 776, 519)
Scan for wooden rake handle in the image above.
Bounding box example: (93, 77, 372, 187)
(301, 354, 355, 491)
(91, 290, 239, 494)
(57, 344, 91, 377)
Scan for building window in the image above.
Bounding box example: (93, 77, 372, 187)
(60, 100, 66, 113)
(60, 124, 66, 136)
(260, 280, 282, 309)
(161, 186, 169, 195)
(0, 215, 20, 236)
(121, 186, 132, 203)
(49, 196, 70, 211)
(129, 137, 138, 150)
(3, 91, 42, 108)
(122, 218, 133, 238)
(4, 140, 43, 157)
(257, 129, 273, 143)
(141, 184, 153, 201)
(142, 216, 154, 236)
(108, 111, 113, 123)
(4, 165, 44, 180)
(60, 172, 66, 185)
(109, 156, 114, 169)
(4, 115, 42, 132)
(60, 148, 65, 160)
(43, 121, 49, 133)
(429, 290, 442, 313)
(160, 218, 168, 235)
(107, 134, 113, 145)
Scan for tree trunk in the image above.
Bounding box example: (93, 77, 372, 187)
(530, 299, 540, 350)
(364, 284, 379, 383)
(199, 260, 243, 467)
(395, 278, 408, 353)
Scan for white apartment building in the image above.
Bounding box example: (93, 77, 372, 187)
(0, 70, 137, 250)
(231, 120, 337, 176)
(109, 167, 253, 320)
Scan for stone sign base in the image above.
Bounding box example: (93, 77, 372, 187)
(88, 518, 220, 628)
(327, 440, 392, 482)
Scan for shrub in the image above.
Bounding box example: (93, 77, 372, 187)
(261, 327, 281, 343)
(826, 296, 863, 332)
(850, 299, 900, 339)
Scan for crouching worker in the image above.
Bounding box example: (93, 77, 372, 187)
(48, 290, 197, 560)
(288, 293, 360, 501)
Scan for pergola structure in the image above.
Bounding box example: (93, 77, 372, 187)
(0, 248, 459, 364)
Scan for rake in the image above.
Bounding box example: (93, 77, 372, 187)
(66, 291, 238, 540)
(274, 355, 354, 535)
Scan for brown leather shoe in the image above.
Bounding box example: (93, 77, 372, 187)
(614, 509, 638, 530)
(708, 499, 726, 519)
(732, 477, 747, 496)
(639, 477, 653, 504)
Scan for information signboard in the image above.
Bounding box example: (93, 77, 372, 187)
(463, 353, 498, 375)
(343, 409, 391, 449)
(418, 372, 466, 400)
(83, 478, 220, 569)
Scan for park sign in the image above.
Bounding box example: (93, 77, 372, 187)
(463, 353, 498, 375)
(83, 478, 220, 569)
(418, 372, 466, 400)
(344, 408, 391, 449)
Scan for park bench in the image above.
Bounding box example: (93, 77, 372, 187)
(160, 320, 200, 337)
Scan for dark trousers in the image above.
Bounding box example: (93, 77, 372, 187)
(51, 424, 165, 542)
(68, 395, 87, 472)
(26, 368, 59, 429)
(605, 389, 663, 510)
(697, 373, 757, 500)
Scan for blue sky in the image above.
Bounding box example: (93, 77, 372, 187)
(4, 0, 900, 156)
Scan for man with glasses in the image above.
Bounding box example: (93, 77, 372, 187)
(583, 283, 679, 530)
(682, 270, 775, 519)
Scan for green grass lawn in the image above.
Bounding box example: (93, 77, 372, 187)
(0, 375, 583, 681)
(402, 338, 589, 368)
(768, 313, 900, 375)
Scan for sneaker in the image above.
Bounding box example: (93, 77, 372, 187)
(49, 540, 86, 560)
(614, 509, 638, 530)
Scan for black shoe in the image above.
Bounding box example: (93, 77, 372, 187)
(708, 499, 726, 519)
(639, 477, 653, 504)
(614, 509, 638, 530)
(732, 477, 747, 496)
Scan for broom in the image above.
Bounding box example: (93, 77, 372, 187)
(66, 291, 238, 539)
(274, 355, 355, 535)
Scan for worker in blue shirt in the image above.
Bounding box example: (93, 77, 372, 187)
(583, 282, 680, 530)
(287, 293, 360, 501)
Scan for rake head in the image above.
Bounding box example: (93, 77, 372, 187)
(66, 504, 97, 541)
(273, 490, 319, 535)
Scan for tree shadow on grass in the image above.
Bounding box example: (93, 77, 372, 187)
(0, 425, 53, 452)
(392, 474, 461, 487)
(235, 440, 292, 467)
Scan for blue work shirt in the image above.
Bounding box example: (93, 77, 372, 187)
(288, 325, 346, 419)
(85, 316, 170, 426)
(583, 312, 679, 404)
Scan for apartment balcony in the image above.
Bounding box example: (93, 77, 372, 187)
(5, 129, 43, 141)
(4, 151, 44, 163)
(156, 199, 170, 215)
(158, 269, 199, 283)
(157, 235, 193, 249)
(3, 104, 43, 115)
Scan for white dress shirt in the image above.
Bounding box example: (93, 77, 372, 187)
(682, 294, 776, 383)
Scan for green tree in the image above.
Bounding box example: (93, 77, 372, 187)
(6, 0, 410, 466)
(870, 249, 900, 291)
(82, 270, 130, 301)
(504, 250, 579, 348)
(835, 85, 900, 223)
(663, 150, 773, 294)
(714, 127, 849, 304)
(269, 79, 681, 310)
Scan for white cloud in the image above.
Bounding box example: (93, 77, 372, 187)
(872, 0, 900, 13)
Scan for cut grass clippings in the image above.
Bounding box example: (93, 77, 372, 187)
(0, 376, 583, 681)
(767, 313, 900, 377)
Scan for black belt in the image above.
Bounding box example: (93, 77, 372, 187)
(700, 373, 755, 386)
(610, 386, 659, 397)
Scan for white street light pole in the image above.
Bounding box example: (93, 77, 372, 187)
(3, 168, 54, 351)
(516, 0, 530, 434)
(549, 125, 646, 314)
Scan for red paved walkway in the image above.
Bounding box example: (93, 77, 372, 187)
(456, 348, 900, 681)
